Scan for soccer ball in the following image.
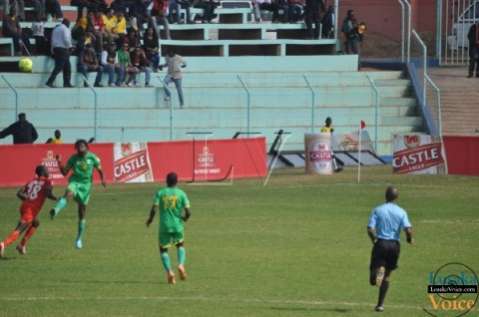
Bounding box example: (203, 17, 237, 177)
(19, 58, 33, 73)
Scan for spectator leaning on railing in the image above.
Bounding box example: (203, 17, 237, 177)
(0, 113, 38, 145)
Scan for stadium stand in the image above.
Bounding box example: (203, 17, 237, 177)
(0, 0, 425, 157)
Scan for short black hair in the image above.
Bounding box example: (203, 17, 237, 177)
(18, 113, 26, 120)
(74, 139, 89, 150)
(166, 172, 178, 187)
(35, 165, 47, 177)
(325, 117, 332, 124)
(385, 186, 399, 202)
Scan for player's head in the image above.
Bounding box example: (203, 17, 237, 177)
(74, 139, 89, 155)
(54, 129, 61, 139)
(35, 165, 48, 178)
(325, 117, 332, 126)
(167, 49, 175, 57)
(385, 186, 399, 202)
(166, 172, 178, 187)
(18, 113, 26, 122)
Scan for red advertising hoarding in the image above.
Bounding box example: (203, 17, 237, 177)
(0, 138, 267, 187)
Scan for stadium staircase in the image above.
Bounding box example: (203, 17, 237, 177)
(429, 67, 479, 136)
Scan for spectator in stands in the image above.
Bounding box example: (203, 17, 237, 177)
(194, 0, 218, 23)
(32, 9, 47, 55)
(342, 9, 360, 55)
(72, 7, 89, 52)
(46, 19, 73, 88)
(71, 0, 107, 14)
(257, 0, 284, 23)
(127, 47, 152, 87)
(2, 7, 29, 55)
(287, 0, 304, 23)
(169, 0, 195, 24)
(321, 5, 334, 38)
(151, 0, 171, 39)
(467, 22, 479, 78)
(0, 113, 38, 144)
(114, 10, 128, 37)
(161, 50, 186, 107)
(304, 0, 324, 39)
(116, 42, 132, 86)
(77, 43, 104, 87)
(101, 43, 119, 86)
(102, 8, 120, 43)
(90, 10, 106, 53)
(320, 116, 333, 133)
(46, 129, 63, 144)
(143, 26, 160, 71)
(34, 0, 63, 21)
(3, 0, 25, 21)
(126, 28, 141, 51)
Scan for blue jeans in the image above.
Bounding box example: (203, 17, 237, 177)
(116, 65, 126, 86)
(163, 76, 184, 106)
(77, 63, 103, 86)
(103, 64, 115, 85)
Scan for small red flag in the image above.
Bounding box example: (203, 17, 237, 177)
(360, 120, 366, 129)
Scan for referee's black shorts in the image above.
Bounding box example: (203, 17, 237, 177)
(369, 239, 401, 271)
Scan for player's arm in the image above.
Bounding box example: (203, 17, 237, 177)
(404, 227, 414, 245)
(367, 226, 377, 244)
(56, 155, 70, 176)
(146, 205, 157, 227)
(95, 166, 106, 188)
(16, 186, 28, 201)
(367, 209, 377, 244)
(182, 207, 191, 222)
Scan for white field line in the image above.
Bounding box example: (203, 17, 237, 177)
(0, 295, 423, 310)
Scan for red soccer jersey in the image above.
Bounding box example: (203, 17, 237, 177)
(20, 177, 52, 214)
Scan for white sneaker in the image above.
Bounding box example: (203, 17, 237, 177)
(75, 239, 83, 249)
(0, 242, 5, 258)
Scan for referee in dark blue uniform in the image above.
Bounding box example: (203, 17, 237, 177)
(367, 186, 414, 312)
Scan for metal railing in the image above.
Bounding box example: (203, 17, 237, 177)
(82, 76, 98, 140)
(1, 75, 18, 120)
(302, 75, 316, 133)
(237, 75, 251, 137)
(366, 74, 380, 152)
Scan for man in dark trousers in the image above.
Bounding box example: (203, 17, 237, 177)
(46, 19, 73, 88)
(467, 22, 479, 78)
(367, 186, 414, 312)
(304, 0, 324, 39)
(0, 113, 39, 144)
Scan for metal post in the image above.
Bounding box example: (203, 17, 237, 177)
(366, 74, 380, 152)
(425, 74, 448, 174)
(82, 76, 98, 140)
(334, 0, 339, 49)
(303, 75, 316, 133)
(436, 0, 443, 63)
(404, 0, 412, 63)
(412, 30, 427, 107)
(1, 75, 18, 120)
(398, 0, 406, 62)
(237, 75, 251, 137)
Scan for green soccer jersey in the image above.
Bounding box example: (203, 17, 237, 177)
(153, 187, 190, 233)
(66, 152, 101, 183)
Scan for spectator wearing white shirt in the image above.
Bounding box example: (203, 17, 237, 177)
(46, 19, 73, 88)
(161, 50, 186, 107)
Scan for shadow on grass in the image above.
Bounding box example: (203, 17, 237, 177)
(270, 306, 351, 314)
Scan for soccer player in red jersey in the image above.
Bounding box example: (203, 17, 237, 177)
(0, 165, 57, 258)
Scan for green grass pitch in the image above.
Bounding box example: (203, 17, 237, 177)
(0, 166, 478, 317)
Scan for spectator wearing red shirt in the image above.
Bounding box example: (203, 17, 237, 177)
(152, 0, 171, 39)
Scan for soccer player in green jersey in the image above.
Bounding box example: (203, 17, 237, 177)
(146, 172, 191, 285)
(50, 139, 106, 249)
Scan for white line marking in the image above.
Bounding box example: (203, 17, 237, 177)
(0, 295, 423, 310)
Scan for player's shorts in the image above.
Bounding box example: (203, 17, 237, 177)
(68, 181, 92, 205)
(159, 230, 184, 248)
(369, 239, 401, 271)
(20, 207, 40, 223)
